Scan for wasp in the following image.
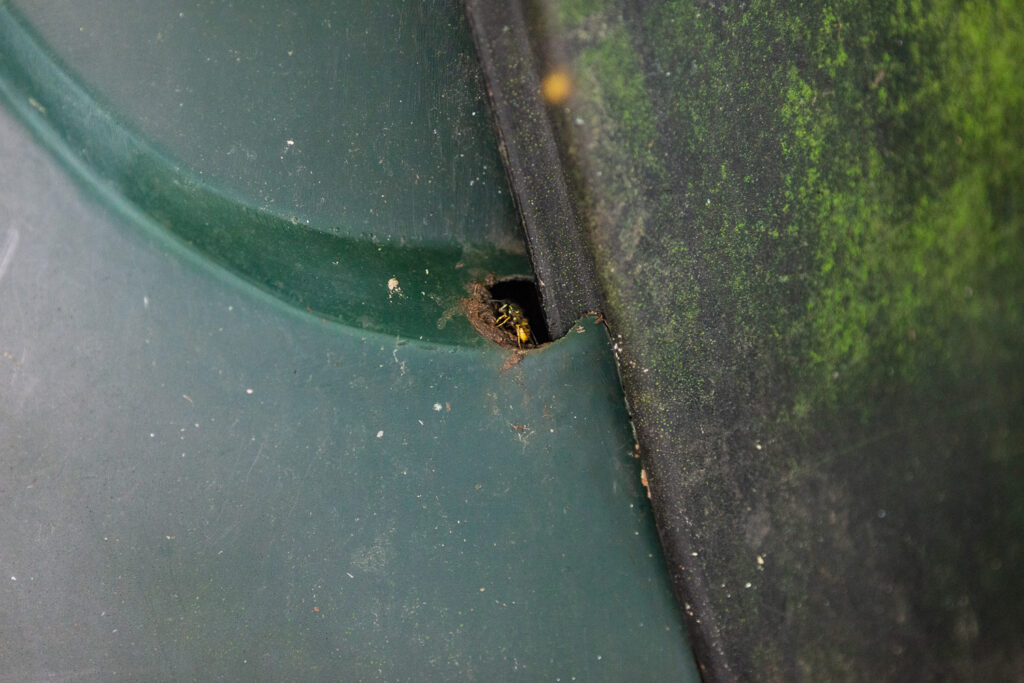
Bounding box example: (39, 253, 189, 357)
(493, 300, 535, 348)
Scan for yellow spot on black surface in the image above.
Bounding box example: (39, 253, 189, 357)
(541, 68, 572, 105)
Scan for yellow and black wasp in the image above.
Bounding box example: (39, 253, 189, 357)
(492, 300, 536, 348)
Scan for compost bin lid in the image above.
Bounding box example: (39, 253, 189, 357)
(0, 1, 699, 679)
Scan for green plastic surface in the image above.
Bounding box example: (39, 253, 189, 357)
(0, 1, 529, 344)
(0, 0, 700, 679)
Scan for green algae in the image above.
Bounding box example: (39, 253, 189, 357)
(778, 0, 1024, 411)
(577, 28, 663, 181)
(555, 0, 612, 27)
(542, 0, 1024, 677)
(562, 0, 1023, 417)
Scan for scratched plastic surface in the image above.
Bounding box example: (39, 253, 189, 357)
(9, 0, 523, 250)
(0, 1, 529, 343)
(0, 1, 699, 680)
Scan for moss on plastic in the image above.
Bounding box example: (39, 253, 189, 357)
(550, 0, 1024, 677)
(565, 0, 1021, 411)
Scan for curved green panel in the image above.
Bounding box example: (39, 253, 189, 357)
(0, 99, 698, 680)
(0, 3, 530, 344)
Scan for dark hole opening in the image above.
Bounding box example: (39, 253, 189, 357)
(487, 278, 551, 345)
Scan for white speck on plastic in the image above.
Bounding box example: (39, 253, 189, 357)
(245, 388, 254, 395)
(433, 403, 443, 412)
(376, 430, 384, 438)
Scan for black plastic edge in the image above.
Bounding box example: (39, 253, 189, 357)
(464, 0, 602, 340)
(465, 2, 732, 680)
